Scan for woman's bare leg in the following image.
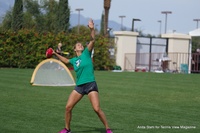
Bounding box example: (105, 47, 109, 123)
(65, 90, 83, 130)
(88, 91, 110, 129)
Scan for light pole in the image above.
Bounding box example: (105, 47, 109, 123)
(132, 18, 141, 32)
(157, 20, 162, 36)
(75, 8, 84, 34)
(119, 15, 126, 31)
(161, 11, 172, 33)
(193, 19, 200, 29)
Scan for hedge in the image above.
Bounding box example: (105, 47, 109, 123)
(0, 29, 115, 70)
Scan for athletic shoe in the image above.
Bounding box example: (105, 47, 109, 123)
(58, 128, 71, 133)
(106, 129, 113, 133)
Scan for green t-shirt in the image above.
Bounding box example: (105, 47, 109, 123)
(69, 48, 95, 86)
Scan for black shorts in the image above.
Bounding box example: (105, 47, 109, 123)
(75, 81, 98, 95)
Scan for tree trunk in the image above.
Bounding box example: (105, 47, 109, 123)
(104, 0, 111, 37)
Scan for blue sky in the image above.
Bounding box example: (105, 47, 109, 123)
(1, 0, 200, 35)
(69, 0, 200, 35)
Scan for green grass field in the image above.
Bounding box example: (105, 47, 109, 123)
(0, 68, 199, 133)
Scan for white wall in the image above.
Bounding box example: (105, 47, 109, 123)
(113, 31, 139, 70)
(113, 32, 191, 73)
(162, 33, 191, 73)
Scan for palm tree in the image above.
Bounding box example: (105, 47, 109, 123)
(104, 0, 111, 37)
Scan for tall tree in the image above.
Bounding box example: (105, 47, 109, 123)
(23, 0, 41, 30)
(12, 0, 23, 31)
(44, 0, 59, 33)
(57, 0, 70, 32)
(104, 0, 111, 37)
(100, 11, 105, 35)
(0, 9, 13, 31)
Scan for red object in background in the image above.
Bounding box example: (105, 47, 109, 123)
(46, 48, 53, 58)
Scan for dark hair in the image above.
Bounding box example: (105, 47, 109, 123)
(74, 42, 82, 50)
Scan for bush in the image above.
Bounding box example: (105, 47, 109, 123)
(0, 29, 115, 70)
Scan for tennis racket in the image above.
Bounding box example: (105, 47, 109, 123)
(62, 52, 70, 55)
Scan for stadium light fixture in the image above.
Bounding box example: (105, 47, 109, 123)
(161, 11, 172, 33)
(75, 8, 84, 34)
(157, 20, 162, 35)
(132, 18, 141, 32)
(193, 19, 200, 29)
(119, 15, 126, 31)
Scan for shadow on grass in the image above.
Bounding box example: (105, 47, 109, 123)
(72, 126, 119, 133)
(73, 128, 105, 133)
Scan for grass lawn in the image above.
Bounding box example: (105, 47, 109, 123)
(0, 68, 199, 133)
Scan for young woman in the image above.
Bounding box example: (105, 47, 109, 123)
(52, 19, 113, 133)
